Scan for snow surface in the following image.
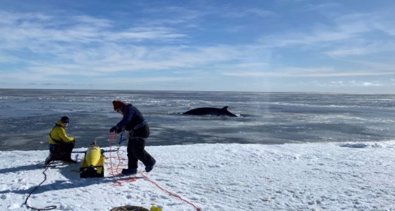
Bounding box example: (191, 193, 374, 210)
(1, 141, 395, 211)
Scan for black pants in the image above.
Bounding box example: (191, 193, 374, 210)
(127, 125, 155, 169)
(49, 142, 74, 160)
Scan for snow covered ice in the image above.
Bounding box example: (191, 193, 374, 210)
(1, 141, 394, 210)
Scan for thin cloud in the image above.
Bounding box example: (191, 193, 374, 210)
(260, 11, 394, 49)
(326, 47, 374, 57)
(0, 11, 187, 49)
(326, 80, 383, 87)
(142, 6, 204, 27)
(72, 15, 113, 28)
(222, 67, 395, 78)
(219, 8, 276, 19)
(108, 27, 186, 41)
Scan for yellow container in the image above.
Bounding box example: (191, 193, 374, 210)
(150, 204, 162, 211)
(85, 146, 102, 166)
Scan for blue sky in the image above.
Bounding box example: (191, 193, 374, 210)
(0, 0, 395, 93)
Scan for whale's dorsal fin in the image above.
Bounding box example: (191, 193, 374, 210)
(221, 106, 229, 110)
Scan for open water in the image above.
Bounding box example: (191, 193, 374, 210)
(1, 89, 395, 151)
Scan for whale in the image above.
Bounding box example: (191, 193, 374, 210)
(183, 106, 237, 117)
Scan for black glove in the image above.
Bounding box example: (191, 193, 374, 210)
(110, 126, 117, 133)
(110, 126, 123, 134)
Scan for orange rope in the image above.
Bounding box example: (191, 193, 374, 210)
(108, 132, 117, 176)
(141, 172, 201, 211)
(115, 145, 123, 173)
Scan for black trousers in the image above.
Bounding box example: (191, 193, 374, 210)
(127, 125, 155, 169)
(49, 142, 74, 160)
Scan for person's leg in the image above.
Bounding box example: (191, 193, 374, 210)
(131, 137, 155, 168)
(132, 126, 156, 172)
(45, 145, 56, 165)
(122, 137, 138, 175)
(50, 144, 64, 160)
(127, 137, 139, 169)
(122, 126, 155, 175)
(61, 142, 76, 163)
(65, 142, 75, 157)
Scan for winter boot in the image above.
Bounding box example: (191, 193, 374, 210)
(62, 154, 77, 163)
(63, 158, 77, 163)
(121, 168, 137, 175)
(145, 159, 156, 173)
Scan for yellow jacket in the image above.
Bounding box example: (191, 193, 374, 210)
(48, 121, 75, 144)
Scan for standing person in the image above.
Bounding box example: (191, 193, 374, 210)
(110, 100, 156, 175)
(45, 116, 77, 165)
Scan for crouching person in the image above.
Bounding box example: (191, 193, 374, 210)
(45, 116, 77, 165)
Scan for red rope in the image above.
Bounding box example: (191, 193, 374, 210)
(115, 145, 123, 173)
(113, 176, 138, 186)
(141, 172, 201, 211)
(108, 133, 117, 176)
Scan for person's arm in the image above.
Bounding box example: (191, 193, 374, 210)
(115, 106, 136, 130)
(58, 127, 75, 142)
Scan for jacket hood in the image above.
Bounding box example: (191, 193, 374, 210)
(56, 120, 66, 127)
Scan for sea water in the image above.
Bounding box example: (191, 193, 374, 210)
(1, 89, 395, 151)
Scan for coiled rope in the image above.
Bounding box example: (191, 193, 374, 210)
(108, 132, 117, 176)
(108, 132, 125, 176)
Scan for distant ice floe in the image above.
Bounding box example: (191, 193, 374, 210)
(339, 142, 382, 148)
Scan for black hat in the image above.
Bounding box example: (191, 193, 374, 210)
(60, 116, 69, 124)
